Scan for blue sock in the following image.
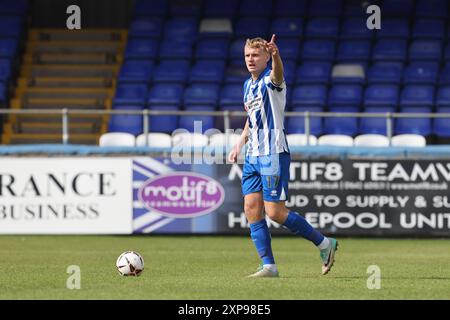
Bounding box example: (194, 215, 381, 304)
(249, 219, 275, 265)
(283, 211, 324, 246)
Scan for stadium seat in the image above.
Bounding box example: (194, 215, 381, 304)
(439, 64, 450, 85)
(343, 0, 371, 17)
(301, 40, 336, 61)
(376, 19, 409, 39)
(198, 18, 233, 39)
(209, 133, 241, 147)
(353, 134, 390, 147)
(99, 132, 136, 147)
(412, 19, 446, 40)
(403, 62, 439, 85)
(108, 105, 144, 135)
(364, 85, 399, 109)
(391, 134, 426, 147)
(159, 40, 193, 60)
(219, 84, 243, 106)
(184, 84, 219, 106)
(0, 59, 11, 82)
(286, 134, 318, 146)
(0, 0, 28, 15)
(323, 113, 358, 136)
(382, 0, 414, 18)
(341, 18, 373, 40)
(415, 0, 448, 19)
(400, 86, 435, 109)
(204, 0, 239, 18)
(286, 106, 323, 135)
(0, 16, 22, 38)
(179, 105, 216, 132)
(124, 39, 159, 60)
(217, 105, 246, 130)
(331, 64, 365, 85)
(317, 134, 353, 146)
(169, 0, 203, 17)
(136, 132, 172, 147)
(395, 107, 432, 136)
(195, 39, 229, 60)
(291, 85, 327, 107)
(444, 43, 450, 62)
(328, 85, 363, 108)
(224, 66, 248, 84)
(436, 87, 450, 108)
(114, 84, 148, 106)
(229, 38, 246, 60)
(367, 62, 403, 85)
(189, 61, 225, 84)
(239, 0, 272, 17)
(359, 107, 395, 135)
(133, 0, 168, 17)
(372, 40, 407, 62)
(409, 40, 442, 61)
(147, 84, 184, 105)
(148, 105, 179, 133)
(433, 107, 450, 138)
(336, 41, 371, 63)
(128, 17, 163, 38)
(0, 39, 18, 58)
(283, 60, 296, 87)
(305, 18, 339, 39)
(0, 82, 5, 103)
(274, 0, 308, 17)
(270, 18, 303, 38)
(276, 39, 301, 61)
(234, 18, 270, 39)
(163, 18, 198, 43)
(152, 60, 190, 84)
(295, 62, 332, 85)
(172, 132, 209, 147)
(308, 0, 342, 17)
(118, 60, 154, 84)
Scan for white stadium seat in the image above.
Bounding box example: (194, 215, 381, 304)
(391, 134, 426, 147)
(209, 133, 241, 147)
(172, 132, 208, 147)
(354, 134, 390, 147)
(286, 133, 318, 146)
(136, 133, 172, 147)
(99, 132, 135, 147)
(317, 134, 354, 146)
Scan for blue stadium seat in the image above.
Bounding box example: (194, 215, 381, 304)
(152, 60, 190, 84)
(403, 62, 439, 85)
(291, 85, 327, 107)
(217, 105, 246, 130)
(189, 61, 225, 84)
(415, 0, 448, 19)
(328, 85, 363, 108)
(341, 18, 373, 40)
(159, 40, 193, 60)
(376, 19, 409, 39)
(124, 39, 159, 60)
(295, 62, 331, 85)
(147, 84, 184, 105)
(412, 19, 446, 40)
(229, 38, 245, 60)
(276, 39, 301, 61)
(364, 85, 399, 109)
(0, 39, 17, 58)
(309, 0, 342, 17)
(108, 105, 144, 135)
(305, 18, 339, 39)
(195, 39, 229, 60)
(436, 87, 450, 108)
(128, 18, 163, 38)
(336, 41, 371, 62)
(324, 114, 358, 136)
(444, 43, 450, 62)
(331, 64, 366, 85)
(148, 105, 179, 133)
(0, 16, 22, 37)
(367, 62, 403, 85)
(395, 107, 432, 136)
(283, 60, 296, 87)
(270, 18, 303, 38)
(372, 40, 407, 62)
(224, 66, 249, 84)
(133, 0, 168, 17)
(118, 60, 154, 84)
(114, 84, 148, 106)
(274, 0, 308, 17)
(286, 106, 323, 136)
(0, 59, 12, 82)
(204, 0, 239, 18)
(383, 0, 414, 18)
(169, 0, 203, 17)
(342, 0, 371, 17)
(0, 82, 6, 103)
(439, 64, 450, 85)
(360, 107, 395, 135)
(400, 86, 435, 109)
(184, 84, 220, 106)
(234, 18, 270, 39)
(178, 105, 216, 132)
(0, 0, 28, 15)
(219, 84, 243, 106)
(239, 0, 272, 17)
(163, 18, 198, 43)
(301, 40, 336, 61)
(409, 40, 442, 61)
(433, 107, 450, 137)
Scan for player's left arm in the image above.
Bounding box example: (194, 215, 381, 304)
(267, 34, 284, 87)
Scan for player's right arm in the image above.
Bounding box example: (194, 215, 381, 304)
(228, 119, 249, 163)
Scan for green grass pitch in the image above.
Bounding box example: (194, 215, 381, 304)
(0, 235, 449, 300)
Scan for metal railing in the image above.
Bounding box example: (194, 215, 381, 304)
(1, 108, 450, 145)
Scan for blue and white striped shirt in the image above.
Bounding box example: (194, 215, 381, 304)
(243, 67, 290, 156)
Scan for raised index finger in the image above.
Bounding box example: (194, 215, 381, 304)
(270, 34, 276, 43)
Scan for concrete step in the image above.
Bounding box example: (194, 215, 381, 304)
(3, 133, 99, 145)
(5, 122, 99, 135)
(18, 77, 114, 89)
(17, 87, 114, 100)
(23, 53, 122, 65)
(29, 29, 127, 42)
(11, 97, 111, 110)
(21, 64, 120, 77)
(27, 41, 124, 54)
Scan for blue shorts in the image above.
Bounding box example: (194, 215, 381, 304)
(242, 152, 290, 202)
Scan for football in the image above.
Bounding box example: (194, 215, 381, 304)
(116, 251, 144, 276)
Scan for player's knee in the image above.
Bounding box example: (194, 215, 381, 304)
(266, 208, 287, 224)
(244, 202, 263, 220)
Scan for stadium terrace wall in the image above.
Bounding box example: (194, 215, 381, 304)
(1, 145, 450, 236)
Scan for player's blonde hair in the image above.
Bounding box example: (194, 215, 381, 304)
(245, 37, 268, 52)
